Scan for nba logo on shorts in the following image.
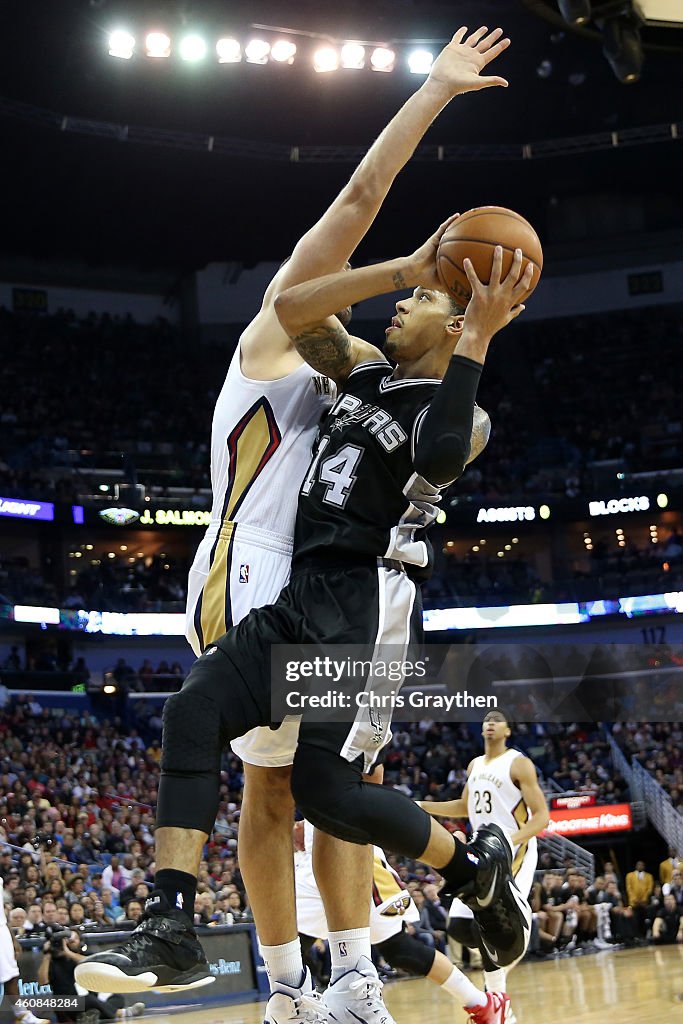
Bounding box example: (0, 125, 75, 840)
(239, 564, 250, 583)
(338, 941, 348, 957)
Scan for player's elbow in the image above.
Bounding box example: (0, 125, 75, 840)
(414, 439, 468, 488)
(273, 289, 303, 337)
(345, 165, 386, 208)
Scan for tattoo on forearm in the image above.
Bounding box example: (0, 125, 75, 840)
(392, 271, 407, 290)
(292, 322, 352, 377)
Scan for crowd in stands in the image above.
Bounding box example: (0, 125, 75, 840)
(3, 528, 682, 615)
(3, 690, 680, 972)
(612, 721, 683, 815)
(423, 528, 683, 609)
(0, 553, 190, 614)
(1, 305, 682, 507)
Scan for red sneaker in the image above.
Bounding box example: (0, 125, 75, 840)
(465, 991, 510, 1023)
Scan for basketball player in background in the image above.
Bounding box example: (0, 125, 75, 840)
(78, 26, 514, 1024)
(419, 709, 549, 1024)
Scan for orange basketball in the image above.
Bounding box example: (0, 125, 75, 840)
(436, 206, 543, 306)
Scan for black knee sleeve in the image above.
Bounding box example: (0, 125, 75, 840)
(291, 744, 431, 858)
(157, 647, 261, 834)
(448, 917, 481, 948)
(375, 927, 436, 977)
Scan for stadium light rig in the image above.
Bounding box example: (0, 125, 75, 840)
(106, 26, 443, 76)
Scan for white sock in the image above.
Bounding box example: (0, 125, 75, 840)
(484, 968, 507, 993)
(260, 938, 305, 990)
(441, 966, 487, 1008)
(329, 928, 371, 981)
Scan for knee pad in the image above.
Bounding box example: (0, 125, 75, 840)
(291, 744, 369, 844)
(161, 688, 223, 775)
(291, 744, 431, 857)
(375, 928, 435, 977)
(448, 917, 481, 949)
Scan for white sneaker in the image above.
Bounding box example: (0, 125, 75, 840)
(15, 1011, 51, 1024)
(593, 938, 613, 950)
(264, 969, 328, 1024)
(322, 956, 395, 1024)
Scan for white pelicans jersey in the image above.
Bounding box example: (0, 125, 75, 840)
(186, 347, 334, 655)
(467, 748, 538, 877)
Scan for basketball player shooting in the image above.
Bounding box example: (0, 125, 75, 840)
(77, 25, 516, 1024)
(419, 709, 550, 1024)
(80, 221, 533, 1003)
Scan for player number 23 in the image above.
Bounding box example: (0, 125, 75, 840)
(473, 790, 493, 815)
(302, 437, 364, 508)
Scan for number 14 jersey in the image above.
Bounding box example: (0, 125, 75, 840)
(292, 361, 444, 574)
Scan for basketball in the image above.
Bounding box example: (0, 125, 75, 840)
(436, 206, 543, 306)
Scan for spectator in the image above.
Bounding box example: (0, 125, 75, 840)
(652, 893, 683, 945)
(659, 847, 683, 886)
(124, 900, 143, 925)
(23, 903, 46, 936)
(626, 861, 654, 937)
(8, 906, 27, 935)
(101, 855, 124, 893)
(101, 889, 125, 926)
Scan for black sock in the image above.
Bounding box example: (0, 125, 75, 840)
(154, 869, 197, 926)
(440, 837, 479, 888)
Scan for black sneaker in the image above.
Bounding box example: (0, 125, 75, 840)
(448, 824, 532, 969)
(74, 892, 215, 994)
(442, 824, 510, 906)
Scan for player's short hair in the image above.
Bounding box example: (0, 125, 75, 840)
(484, 707, 514, 730)
(448, 296, 466, 318)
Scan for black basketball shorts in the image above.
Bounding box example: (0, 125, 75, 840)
(203, 560, 422, 772)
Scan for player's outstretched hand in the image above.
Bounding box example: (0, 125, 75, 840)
(405, 214, 460, 291)
(462, 246, 533, 339)
(428, 26, 511, 96)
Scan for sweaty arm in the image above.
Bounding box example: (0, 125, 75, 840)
(509, 756, 550, 847)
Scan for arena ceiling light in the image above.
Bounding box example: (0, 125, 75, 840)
(145, 31, 171, 59)
(270, 39, 297, 63)
(216, 37, 241, 63)
(179, 35, 208, 62)
(558, 0, 592, 25)
(370, 47, 396, 72)
(407, 48, 434, 74)
(340, 42, 366, 69)
(313, 46, 340, 73)
(245, 38, 271, 64)
(108, 30, 135, 59)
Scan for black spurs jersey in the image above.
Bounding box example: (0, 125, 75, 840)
(292, 360, 443, 574)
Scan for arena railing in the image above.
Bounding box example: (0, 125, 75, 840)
(631, 759, 683, 857)
(537, 833, 595, 883)
(606, 731, 644, 802)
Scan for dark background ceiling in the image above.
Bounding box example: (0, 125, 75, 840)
(0, 0, 681, 272)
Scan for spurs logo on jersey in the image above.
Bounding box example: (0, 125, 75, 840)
(185, 351, 334, 654)
(293, 362, 444, 574)
(329, 395, 409, 452)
